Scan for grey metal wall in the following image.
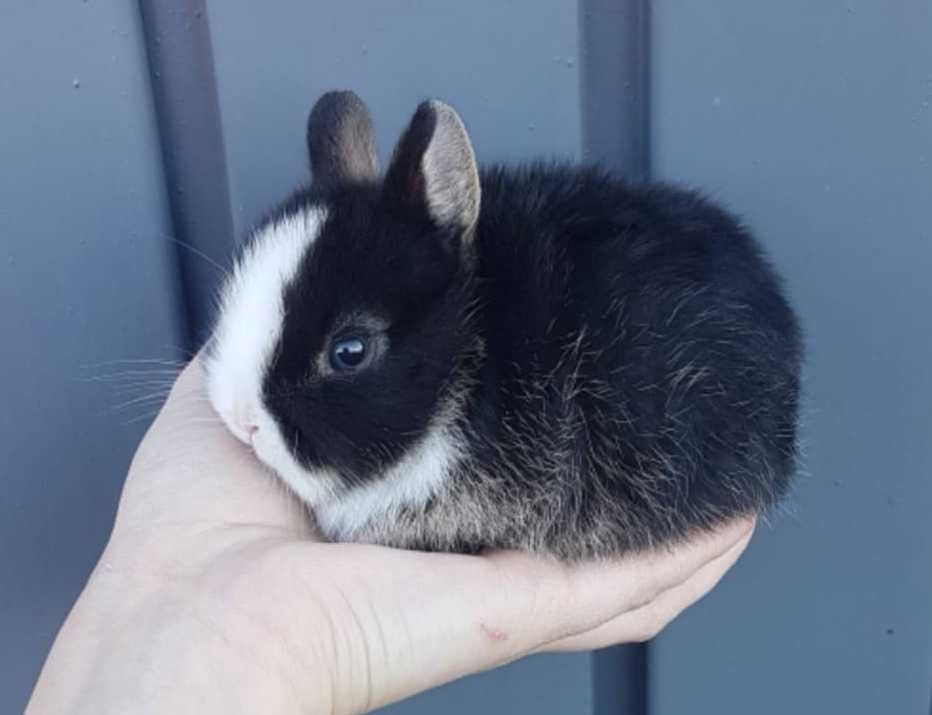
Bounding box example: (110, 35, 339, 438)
(2, 1, 929, 714)
(0, 3, 186, 714)
(649, 3, 932, 713)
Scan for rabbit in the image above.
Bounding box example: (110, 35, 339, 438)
(204, 90, 802, 562)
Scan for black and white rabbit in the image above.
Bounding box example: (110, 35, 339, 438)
(205, 91, 802, 561)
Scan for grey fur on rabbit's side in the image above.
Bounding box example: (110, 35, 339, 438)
(205, 91, 802, 561)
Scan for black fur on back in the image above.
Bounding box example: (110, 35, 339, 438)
(255, 157, 802, 560)
(460, 163, 802, 556)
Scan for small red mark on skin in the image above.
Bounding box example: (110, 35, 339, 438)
(480, 623, 509, 642)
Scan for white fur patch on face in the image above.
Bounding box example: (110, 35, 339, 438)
(205, 202, 461, 538)
(205, 205, 339, 505)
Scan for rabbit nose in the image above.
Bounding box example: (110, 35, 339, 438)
(247, 424, 259, 440)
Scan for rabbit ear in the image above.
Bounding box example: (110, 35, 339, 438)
(383, 99, 480, 237)
(307, 90, 379, 188)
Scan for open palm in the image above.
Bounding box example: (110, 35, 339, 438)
(29, 356, 754, 714)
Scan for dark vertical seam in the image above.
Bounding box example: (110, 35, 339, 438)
(580, 0, 651, 183)
(638, 0, 652, 181)
(129, 1, 191, 355)
(137, 0, 235, 351)
(580, 1, 652, 713)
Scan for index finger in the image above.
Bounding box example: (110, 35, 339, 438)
(487, 515, 757, 644)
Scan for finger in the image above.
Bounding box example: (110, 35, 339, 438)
(486, 516, 757, 646)
(543, 525, 754, 651)
(276, 544, 555, 713)
(298, 517, 755, 712)
(147, 349, 213, 426)
(129, 351, 220, 463)
(118, 352, 311, 535)
(126, 351, 241, 486)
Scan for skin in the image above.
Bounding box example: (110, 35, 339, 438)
(25, 356, 755, 714)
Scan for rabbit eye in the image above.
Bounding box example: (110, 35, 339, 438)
(330, 336, 368, 371)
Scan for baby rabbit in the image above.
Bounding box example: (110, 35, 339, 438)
(205, 91, 802, 561)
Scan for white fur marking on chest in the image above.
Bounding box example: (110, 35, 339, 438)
(315, 419, 461, 539)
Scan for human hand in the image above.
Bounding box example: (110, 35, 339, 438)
(26, 355, 755, 715)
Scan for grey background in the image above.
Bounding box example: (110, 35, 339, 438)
(2, 2, 929, 714)
(649, 3, 932, 713)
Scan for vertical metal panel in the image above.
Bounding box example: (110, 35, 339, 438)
(580, 2, 652, 713)
(139, 0, 235, 344)
(592, 645, 647, 715)
(205, 2, 593, 712)
(580, 0, 650, 181)
(206, 0, 583, 240)
(377, 654, 594, 715)
(649, 2, 932, 713)
(0, 4, 185, 713)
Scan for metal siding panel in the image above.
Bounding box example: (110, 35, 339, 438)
(580, 2, 652, 713)
(206, 0, 582, 239)
(139, 0, 236, 344)
(379, 653, 595, 715)
(206, 2, 593, 712)
(592, 644, 647, 715)
(580, 0, 650, 181)
(649, 2, 932, 713)
(0, 4, 185, 713)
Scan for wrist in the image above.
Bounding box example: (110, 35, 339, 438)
(28, 537, 338, 715)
